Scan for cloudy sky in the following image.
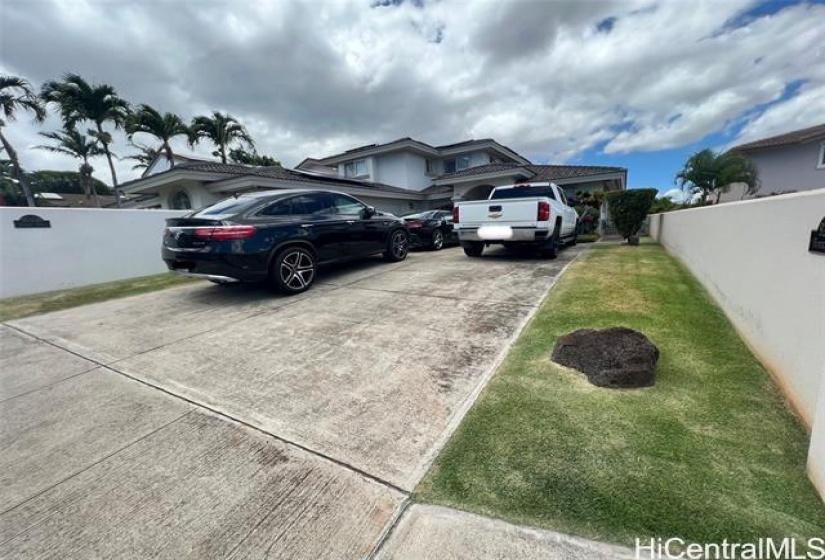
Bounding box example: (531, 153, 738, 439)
(1, 0, 824, 196)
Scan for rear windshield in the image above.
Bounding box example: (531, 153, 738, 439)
(192, 197, 260, 217)
(402, 211, 438, 220)
(490, 186, 556, 200)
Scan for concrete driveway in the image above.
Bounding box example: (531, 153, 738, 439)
(1, 245, 582, 558)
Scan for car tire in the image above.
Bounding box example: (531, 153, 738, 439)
(384, 229, 410, 262)
(271, 246, 317, 295)
(430, 229, 445, 251)
(539, 223, 560, 259)
(463, 242, 484, 257)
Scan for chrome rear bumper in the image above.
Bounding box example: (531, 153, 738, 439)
(173, 271, 240, 283)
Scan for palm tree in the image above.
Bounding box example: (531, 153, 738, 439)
(123, 141, 160, 172)
(0, 75, 46, 207)
(676, 148, 760, 204)
(126, 104, 189, 164)
(41, 73, 130, 205)
(35, 128, 106, 207)
(190, 111, 254, 163)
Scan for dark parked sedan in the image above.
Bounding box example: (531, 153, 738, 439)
(403, 210, 457, 250)
(162, 189, 410, 294)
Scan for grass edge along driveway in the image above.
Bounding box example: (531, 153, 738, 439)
(416, 242, 825, 548)
(0, 273, 199, 322)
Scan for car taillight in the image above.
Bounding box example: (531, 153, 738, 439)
(194, 225, 257, 241)
(537, 201, 550, 221)
(406, 221, 423, 229)
(452, 206, 459, 224)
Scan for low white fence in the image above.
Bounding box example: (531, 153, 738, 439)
(0, 207, 187, 299)
(649, 189, 825, 500)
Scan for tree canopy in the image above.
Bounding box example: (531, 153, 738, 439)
(126, 104, 190, 162)
(0, 75, 46, 206)
(675, 148, 759, 203)
(229, 148, 280, 166)
(190, 111, 255, 163)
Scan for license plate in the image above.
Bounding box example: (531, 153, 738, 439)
(477, 225, 513, 240)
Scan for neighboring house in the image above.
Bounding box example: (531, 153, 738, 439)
(120, 137, 626, 218)
(722, 123, 825, 202)
(34, 192, 118, 208)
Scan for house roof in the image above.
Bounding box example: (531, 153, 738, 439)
(435, 163, 530, 180)
(37, 193, 118, 208)
(144, 160, 445, 196)
(526, 164, 626, 181)
(730, 123, 825, 152)
(436, 163, 626, 182)
(306, 137, 531, 166)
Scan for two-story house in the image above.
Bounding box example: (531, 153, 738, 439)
(118, 137, 626, 217)
(297, 137, 626, 203)
(721, 123, 825, 202)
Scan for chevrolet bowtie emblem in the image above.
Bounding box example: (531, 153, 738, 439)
(488, 212, 503, 219)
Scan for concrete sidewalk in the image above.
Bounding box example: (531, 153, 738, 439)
(376, 505, 635, 559)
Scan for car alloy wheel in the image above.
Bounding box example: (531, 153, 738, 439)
(385, 230, 409, 262)
(431, 229, 444, 250)
(276, 248, 316, 293)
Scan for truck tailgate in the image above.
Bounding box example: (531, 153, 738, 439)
(457, 197, 541, 227)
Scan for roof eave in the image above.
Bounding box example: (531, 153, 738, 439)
(314, 139, 439, 165)
(433, 167, 532, 186)
(551, 171, 627, 190)
(206, 176, 427, 200)
(437, 141, 531, 164)
(120, 169, 228, 193)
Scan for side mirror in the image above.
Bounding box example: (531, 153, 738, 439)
(363, 206, 376, 219)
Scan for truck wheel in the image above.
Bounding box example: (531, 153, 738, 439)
(539, 225, 560, 259)
(463, 242, 484, 257)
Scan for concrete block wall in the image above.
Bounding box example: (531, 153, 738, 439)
(0, 207, 187, 299)
(649, 189, 825, 501)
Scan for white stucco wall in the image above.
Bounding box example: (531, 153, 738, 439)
(0, 207, 187, 298)
(372, 153, 433, 191)
(649, 189, 825, 500)
(810, 379, 825, 498)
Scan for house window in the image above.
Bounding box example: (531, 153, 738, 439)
(425, 159, 436, 175)
(443, 155, 471, 174)
(344, 159, 368, 177)
(818, 143, 825, 169)
(170, 190, 191, 210)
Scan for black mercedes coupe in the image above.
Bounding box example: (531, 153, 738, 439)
(162, 189, 409, 294)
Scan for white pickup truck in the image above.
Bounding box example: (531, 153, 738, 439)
(452, 182, 578, 258)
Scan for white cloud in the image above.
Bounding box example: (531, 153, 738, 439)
(0, 0, 823, 185)
(729, 82, 825, 147)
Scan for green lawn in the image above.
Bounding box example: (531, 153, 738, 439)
(0, 273, 199, 322)
(417, 242, 824, 547)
